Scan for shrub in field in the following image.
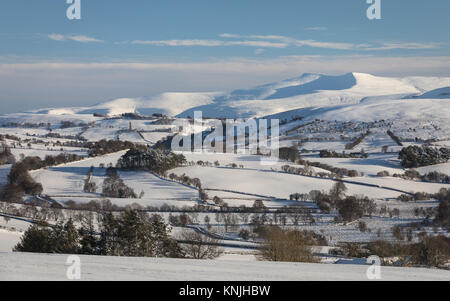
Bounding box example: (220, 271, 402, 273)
(258, 227, 320, 263)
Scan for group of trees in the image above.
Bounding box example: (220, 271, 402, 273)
(168, 173, 202, 189)
(393, 169, 450, 184)
(399, 145, 449, 168)
(11, 153, 84, 172)
(1, 162, 43, 202)
(277, 147, 361, 178)
(387, 130, 403, 146)
(14, 210, 183, 258)
(0, 153, 88, 203)
(178, 231, 223, 259)
(319, 150, 368, 159)
(87, 139, 135, 157)
(341, 235, 450, 268)
(306, 182, 376, 223)
(83, 166, 97, 193)
(345, 131, 371, 150)
(0, 142, 15, 165)
(299, 159, 360, 178)
(335, 195, 376, 223)
(117, 147, 186, 175)
(278, 147, 301, 162)
(434, 200, 449, 230)
(258, 227, 326, 263)
(101, 168, 138, 199)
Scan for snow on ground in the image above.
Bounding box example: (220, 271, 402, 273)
(416, 162, 450, 175)
(180, 151, 328, 174)
(10, 147, 87, 160)
(349, 177, 450, 195)
(0, 230, 22, 252)
(1, 252, 449, 281)
(0, 216, 31, 252)
(172, 165, 406, 200)
(30, 151, 199, 208)
(304, 153, 404, 176)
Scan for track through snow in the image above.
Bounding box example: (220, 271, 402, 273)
(1, 252, 449, 281)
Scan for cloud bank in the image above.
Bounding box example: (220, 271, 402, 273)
(1, 54, 450, 113)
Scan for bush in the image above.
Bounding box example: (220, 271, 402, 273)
(367, 240, 408, 258)
(238, 229, 251, 240)
(366, 236, 450, 268)
(412, 235, 450, 267)
(336, 197, 363, 223)
(278, 147, 300, 162)
(377, 170, 390, 177)
(339, 242, 369, 258)
(258, 227, 319, 263)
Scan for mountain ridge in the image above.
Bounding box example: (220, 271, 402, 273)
(26, 72, 450, 119)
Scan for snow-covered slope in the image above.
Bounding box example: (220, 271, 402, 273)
(22, 72, 450, 119)
(416, 86, 450, 99)
(34, 92, 220, 117)
(1, 252, 449, 281)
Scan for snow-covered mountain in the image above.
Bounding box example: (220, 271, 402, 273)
(16, 72, 450, 121)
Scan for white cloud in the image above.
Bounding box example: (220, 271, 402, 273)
(131, 39, 288, 48)
(218, 33, 440, 51)
(47, 34, 103, 43)
(218, 33, 241, 38)
(254, 49, 265, 55)
(295, 40, 371, 50)
(304, 27, 328, 31)
(366, 42, 440, 51)
(45, 33, 440, 52)
(47, 34, 66, 42)
(2, 55, 450, 113)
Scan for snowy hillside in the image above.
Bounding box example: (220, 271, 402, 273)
(1, 71, 449, 277)
(13, 72, 450, 120)
(1, 252, 449, 281)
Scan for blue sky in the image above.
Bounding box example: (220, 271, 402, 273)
(0, 0, 449, 113)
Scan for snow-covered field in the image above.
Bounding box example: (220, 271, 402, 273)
(0, 71, 449, 278)
(0, 230, 22, 252)
(1, 252, 448, 281)
(30, 151, 199, 207)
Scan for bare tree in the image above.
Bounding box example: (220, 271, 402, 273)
(179, 230, 223, 259)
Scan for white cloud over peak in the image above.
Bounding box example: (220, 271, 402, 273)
(131, 39, 288, 48)
(47, 34, 103, 43)
(219, 33, 440, 51)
